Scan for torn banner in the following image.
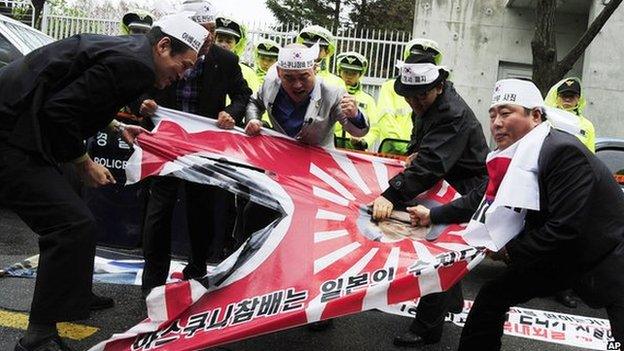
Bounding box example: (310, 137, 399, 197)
(91, 107, 485, 351)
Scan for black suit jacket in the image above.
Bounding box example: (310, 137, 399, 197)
(510, 130, 624, 306)
(382, 81, 488, 205)
(150, 45, 251, 124)
(0, 34, 155, 163)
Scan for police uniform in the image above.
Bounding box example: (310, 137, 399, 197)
(216, 16, 261, 92)
(333, 51, 378, 150)
(545, 77, 596, 152)
(296, 25, 344, 88)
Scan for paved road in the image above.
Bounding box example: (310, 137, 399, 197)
(0, 208, 604, 350)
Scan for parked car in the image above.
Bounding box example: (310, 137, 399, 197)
(0, 14, 54, 68)
(596, 137, 624, 188)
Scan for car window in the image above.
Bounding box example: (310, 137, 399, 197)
(3, 21, 53, 53)
(596, 148, 624, 175)
(0, 32, 21, 68)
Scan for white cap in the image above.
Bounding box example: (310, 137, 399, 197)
(153, 14, 209, 53)
(277, 44, 319, 70)
(398, 62, 443, 86)
(490, 79, 544, 109)
(181, 0, 216, 24)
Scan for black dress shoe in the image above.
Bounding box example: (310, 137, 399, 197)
(90, 292, 114, 311)
(555, 292, 578, 308)
(306, 319, 334, 331)
(15, 336, 74, 351)
(393, 330, 440, 347)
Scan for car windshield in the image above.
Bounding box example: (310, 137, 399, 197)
(4, 21, 53, 53)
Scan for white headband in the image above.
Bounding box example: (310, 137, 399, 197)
(399, 63, 441, 85)
(490, 79, 544, 109)
(277, 44, 319, 70)
(181, 0, 216, 23)
(153, 14, 209, 53)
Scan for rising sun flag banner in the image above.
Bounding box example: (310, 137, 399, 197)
(90, 107, 486, 351)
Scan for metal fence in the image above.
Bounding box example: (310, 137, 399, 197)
(40, 8, 412, 98)
(1, 0, 35, 27)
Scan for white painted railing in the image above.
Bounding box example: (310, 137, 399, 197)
(40, 8, 412, 98)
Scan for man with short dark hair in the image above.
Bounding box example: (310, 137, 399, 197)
(449, 78, 624, 350)
(244, 43, 368, 146)
(371, 53, 489, 348)
(0, 14, 207, 351)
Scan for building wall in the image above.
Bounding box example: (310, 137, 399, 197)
(582, 0, 624, 138)
(411, 0, 588, 138)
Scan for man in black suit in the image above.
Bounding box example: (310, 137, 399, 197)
(370, 53, 489, 347)
(0, 15, 208, 351)
(412, 78, 624, 350)
(138, 0, 252, 297)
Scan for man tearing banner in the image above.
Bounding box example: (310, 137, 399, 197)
(406, 78, 624, 351)
(88, 106, 486, 351)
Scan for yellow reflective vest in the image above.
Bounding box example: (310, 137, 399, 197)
(334, 83, 377, 150)
(545, 77, 596, 153)
(374, 78, 413, 154)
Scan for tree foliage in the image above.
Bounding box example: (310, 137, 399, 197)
(265, 0, 414, 32)
(265, 0, 342, 29)
(347, 0, 414, 32)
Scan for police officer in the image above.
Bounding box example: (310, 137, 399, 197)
(0, 15, 207, 351)
(371, 53, 489, 348)
(334, 51, 378, 151)
(120, 9, 154, 35)
(254, 38, 280, 84)
(376, 38, 443, 155)
(545, 77, 595, 152)
(214, 15, 261, 92)
(296, 25, 345, 88)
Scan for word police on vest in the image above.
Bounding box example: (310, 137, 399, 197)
(93, 157, 128, 170)
(153, 13, 209, 53)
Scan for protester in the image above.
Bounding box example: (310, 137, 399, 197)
(370, 53, 489, 348)
(138, 0, 252, 298)
(0, 13, 206, 351)
(245, 43, 368, 146)
(244, 44, 368, 330)
(214, 15, 261, 92)
(334, 51, 378, 150)
(426, 78, 624, 351)
(119, 9, 154, 35)
(376, 38, 443, 155)
(296, 25, 344, 88)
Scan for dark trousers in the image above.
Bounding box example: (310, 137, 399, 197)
(457, 264, 624, 350)
(0, 145, 95, 323)
(235, 200, 282, 241)
(409, 282, 463, 340)
(141, 176, 234, 292)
